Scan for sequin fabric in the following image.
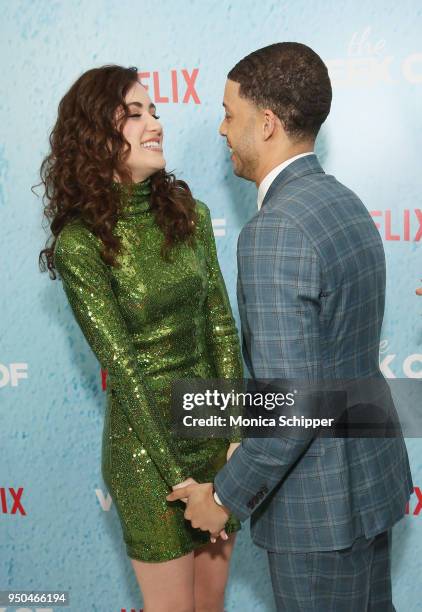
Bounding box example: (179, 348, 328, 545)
(53, 178, 243, 562)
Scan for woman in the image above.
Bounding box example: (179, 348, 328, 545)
(38, 65, 243, 612)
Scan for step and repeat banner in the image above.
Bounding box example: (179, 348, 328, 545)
(1, 1, 421, 610)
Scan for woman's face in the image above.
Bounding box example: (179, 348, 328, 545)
(116, 81, 165, 182)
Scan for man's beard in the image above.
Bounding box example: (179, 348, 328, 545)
(233, 128, 259, 181)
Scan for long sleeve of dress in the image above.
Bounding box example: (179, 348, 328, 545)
(197, 201, 244, 442)
(54, 222, 189, 489)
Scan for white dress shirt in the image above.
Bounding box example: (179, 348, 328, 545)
(257, 152, 315, 210)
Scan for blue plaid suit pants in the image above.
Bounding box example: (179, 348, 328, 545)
(267, 529, 394, 611)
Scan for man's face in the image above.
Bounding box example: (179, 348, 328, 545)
(219, 79, 260, 181)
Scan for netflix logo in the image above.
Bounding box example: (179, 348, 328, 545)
(370, 209, 422, 241)
(0, 487, 26, 515)
(138, 69, 200, 104)
(406, 486, 422, 516)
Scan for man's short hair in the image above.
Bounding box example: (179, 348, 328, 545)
(228, 42, 332, 141)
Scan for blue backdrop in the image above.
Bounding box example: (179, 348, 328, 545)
(1, 1, 421, 610)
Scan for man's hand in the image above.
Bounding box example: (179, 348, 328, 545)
(167, 482, 230, 541)
(416, 283, 422, 296)
(171, 477, 198, 503)
(226, 442, 241, 461)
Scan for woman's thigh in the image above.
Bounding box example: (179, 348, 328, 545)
(131, 551, 195, 612)
(194, 533, 238, 610)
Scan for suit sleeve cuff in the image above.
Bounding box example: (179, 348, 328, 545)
(213, 480, 251, 522)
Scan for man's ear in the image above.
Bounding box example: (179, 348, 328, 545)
(262, 109, 279, 141)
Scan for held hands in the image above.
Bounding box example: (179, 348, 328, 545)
(171, 477, 198, 503)
(167, 482, 230, 543)
(168, 444, 238, 543)
(208, 442, 241, 541)
(226, 441, 241, 461)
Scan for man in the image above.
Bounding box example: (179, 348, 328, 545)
(168, 42, 413, 611)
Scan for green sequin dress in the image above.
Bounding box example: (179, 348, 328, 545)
(53, 178, 243, 562)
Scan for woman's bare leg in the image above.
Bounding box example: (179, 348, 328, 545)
(130, 551, 195, 612)
(194, 533, 237, 612)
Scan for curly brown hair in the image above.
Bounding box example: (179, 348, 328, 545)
(228, 42, 332, 141)
(37, 64, 198, 279)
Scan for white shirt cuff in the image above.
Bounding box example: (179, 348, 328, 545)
(213, 490, 224, 506)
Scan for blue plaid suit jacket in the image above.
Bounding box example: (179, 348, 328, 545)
(214, 154, 413, 552)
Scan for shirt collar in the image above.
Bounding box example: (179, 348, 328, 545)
(257, 152, 315, 210)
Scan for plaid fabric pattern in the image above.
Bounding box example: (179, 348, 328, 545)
(214, 154, 413, 552)
(267, 529, 394, 611)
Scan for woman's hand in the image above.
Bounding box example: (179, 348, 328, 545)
(171, 477, 198, 503)
(210, 532, 228, 544)
(226, 442, 241, 461)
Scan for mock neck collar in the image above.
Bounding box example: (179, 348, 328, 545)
(113, 178, 152, 217)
